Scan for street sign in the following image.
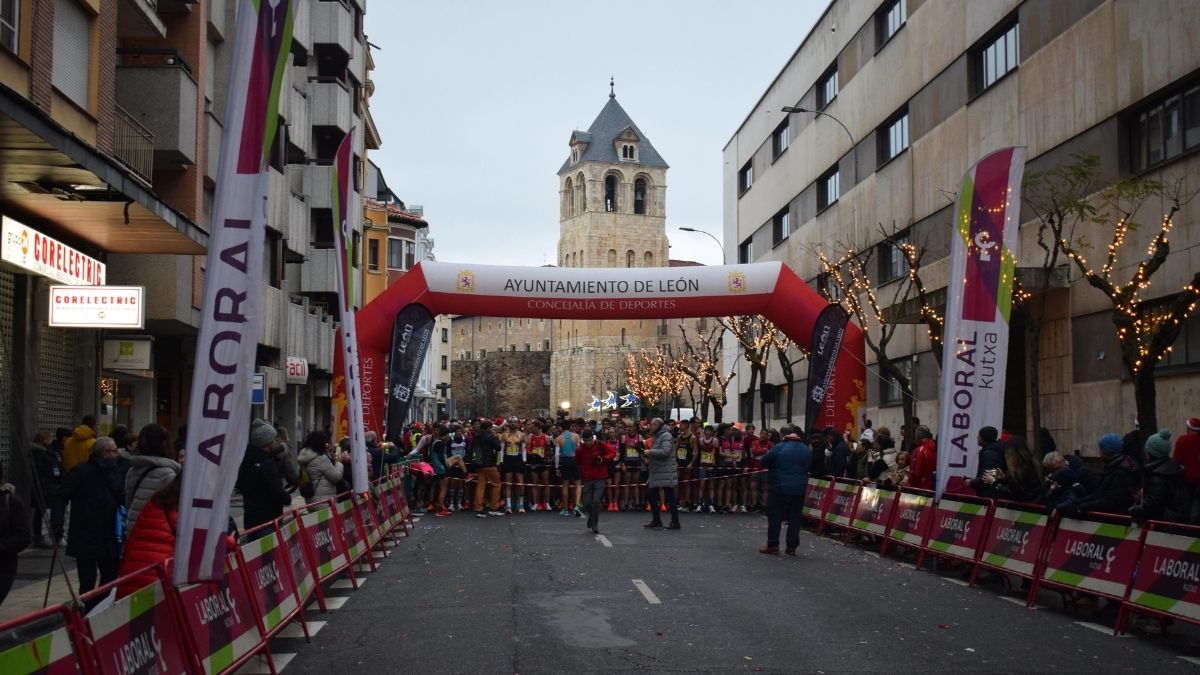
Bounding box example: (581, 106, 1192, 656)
(251, 372, 266, 405)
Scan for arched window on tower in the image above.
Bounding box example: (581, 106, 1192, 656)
(634, 178, 647, 215)
(564, 177, 574, 218)
(605, 175, 617, 212)
(607, 249, 617, 266)
(644, 251, 654, 266)
(626, 250, 634, 267)
(577, 172, 586, 213)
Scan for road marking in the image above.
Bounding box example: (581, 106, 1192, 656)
(943, 577, 970, 587)
(632, 579, 661, 605)
(276, 621, 325, 639)
(323, 596, 348, 610)
(331, 578, 361, 590)
(595, 534, 613, 548)
(1073, 621, 1131, 637)
(998, 596, 1032, 607)
(238, 652, 295, 674)
(1179, 656, 1200, 667)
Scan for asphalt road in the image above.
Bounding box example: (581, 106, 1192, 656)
(284, 511, 1200, 674)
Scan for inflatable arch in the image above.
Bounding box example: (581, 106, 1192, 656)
(345, 261, 865, 438)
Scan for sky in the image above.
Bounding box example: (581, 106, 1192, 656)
(364, 1, 826, 267)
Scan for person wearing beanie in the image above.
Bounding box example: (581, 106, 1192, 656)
(1173, 417, 1200, 523)
(1055, 433, 1140, 518)
(1131, 429, 1188, 523)
(236, 418, 293, 531)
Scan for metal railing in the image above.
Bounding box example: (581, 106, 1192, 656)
(114, 106, 154, 184)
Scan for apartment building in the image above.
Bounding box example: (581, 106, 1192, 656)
(0, 0, 379, 471)
(724, 0, 1200, 454)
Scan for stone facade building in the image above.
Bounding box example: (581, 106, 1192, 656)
(452, 351, 552, 421)
(724, 0, 1200, 454)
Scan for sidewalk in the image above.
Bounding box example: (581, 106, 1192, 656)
(0, 492, 307, 623)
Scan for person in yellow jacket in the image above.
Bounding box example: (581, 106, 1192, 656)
(62, 415, 98, 472)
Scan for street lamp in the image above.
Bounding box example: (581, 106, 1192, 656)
(678, 227, 726, 264)
(782, 105, 859, 237)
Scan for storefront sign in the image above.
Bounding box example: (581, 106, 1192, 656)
(49, 286, 143, 328)
(2, 216, 106, 285)
(102, 339, 153, 370)
(285, 356, 309, 384)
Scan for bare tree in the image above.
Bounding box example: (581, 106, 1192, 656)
(771, 332, 806, 423)
(667, 323, 735, 423)
(1046, 155, 1199, 432)
(624, 346, 688, 417)
(717, 315, 777, 427)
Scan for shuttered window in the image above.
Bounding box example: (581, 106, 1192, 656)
(52, 0, 92, 109)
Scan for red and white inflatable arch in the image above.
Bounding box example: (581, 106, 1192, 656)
(349, 261, 865, 435)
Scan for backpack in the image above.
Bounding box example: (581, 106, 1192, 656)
(299, 466, 316, 499)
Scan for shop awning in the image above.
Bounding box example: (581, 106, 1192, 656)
(0, 85, 207, 255)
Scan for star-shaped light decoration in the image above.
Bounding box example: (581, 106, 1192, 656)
(604, 390, 618, 410)
(620, 392, 639, 409)
(588, 395, 603, 412)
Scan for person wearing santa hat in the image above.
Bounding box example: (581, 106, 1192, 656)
(1173, 417, 1200, 523)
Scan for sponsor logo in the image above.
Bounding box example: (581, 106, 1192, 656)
(996, 525, 1031, 556)
(1064, 538, 1118, 574)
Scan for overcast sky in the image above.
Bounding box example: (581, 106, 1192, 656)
(364, 1, 825, 267)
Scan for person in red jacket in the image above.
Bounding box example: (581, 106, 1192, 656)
(1174, 417, 1200, 523)
(907, 425, 937, 491)
(575, 429, 616, 534)
(116, 473, 180, 598)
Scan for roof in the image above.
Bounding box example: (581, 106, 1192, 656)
(559, 95, 669, 174)
(365, 198, 427, 228)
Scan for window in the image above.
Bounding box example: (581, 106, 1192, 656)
(607, 249, 617, 266)
(643, 251, 654, 266)
(818, 167, 840, 211)
(1162, 310, 1200, 371)
(626, 250, 634, 267)
(975, 21, 1019, 93)
(1132, 83, 1200, 172)
(571, 148, 578, 163)
(879, 109, 909, 164)
(879, 235, 910, 283)
(543, 340, 550, 350)
(634, 178, 647, 214)
(604, 175, 617, 212)
(311, 210, 334, 249)
(387, 237, 405, 269)
(877, 0, 906, 46)
(564, 177, 574, 218)
(440, 355, 448, 370)
(772, 119, 789, 158)
(817, 67, 838, 109)
(738, 161, 753, 194)
(264, 231, 282, 288)
(367, 238, 380, 272)
(53, 0, 92, 109)
(352, 232, 361, 269)
(524, 343, 531, 351)
(0, 0, 18, 52)
(404, 240, 415, 269)
(738, 238, 753, 264)
(441, 327, 449, 343)
(621, 328, 626, 345)
(772, 208, 789, 246)
(881, 358, 913, 405)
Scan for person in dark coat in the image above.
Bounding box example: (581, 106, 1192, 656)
(1057, 433, 1140, 517)
(59, 437, 124, 609)
(969, 426, 1006, 498)
(1042, 451, 1097, 510)
(29, 431, 63, 548)
(365, 431, 402, 481)
(0, 462, 32, 607)
(643, 418, 681, 530)
(980, 435, 1044, 503)
(236, 419, 293, 531)
(760, 426, 812, 555)
(807, 431, 827, 477)
(1130, 429, 1189, 523)
(825, 427, 849, 478)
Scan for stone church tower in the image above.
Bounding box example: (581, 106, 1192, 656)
(550, 88, 671, 418)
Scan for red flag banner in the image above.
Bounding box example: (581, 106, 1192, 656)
(176, 0, 294, 584)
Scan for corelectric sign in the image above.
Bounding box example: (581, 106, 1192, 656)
(1, 215, 106, 285)
(48, 286, 144, 328)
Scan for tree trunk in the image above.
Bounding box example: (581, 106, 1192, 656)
(785, 380, 795, 423)
(1132, 366, 1158, 433)
(708, 395, 724, 423)
(759, 379, 770, 429)
(744, 363, 760, 424)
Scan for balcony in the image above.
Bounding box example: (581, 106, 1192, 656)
(312, 0, 353, 53)
(259, 284, 286, 348)
(303, 164, 333, 210)
(286, 191, 309, 260)
(117, 0, 166, 38)
(207, 0, 227, 41)
(291, 0, 312, 53)
(286, 85, 310, 156)
(204, 110, 221, 185)
(308, 78, 352, 133)
(267, 168, 289, 238)
(116, 49, 198, 169)
(299, 248, 339, 295)
(113, 106, 154, 185)
(287, 298, 335, 372)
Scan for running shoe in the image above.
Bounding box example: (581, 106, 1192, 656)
(540, 503, 550, 512)
(574, 508, 584, 518)
(661, 504, 667, 512)
(488, 510, 506, 517)
(476, 512, 487, 519)
(530, 503, 540, 512)
(436, 509, 452, 517)
(708, 505, 716, 514)
(738, 505, 747, 513)
(504, 507, 512, 514)
(517, 506, 526, 514)
(559, 509, 570, 516)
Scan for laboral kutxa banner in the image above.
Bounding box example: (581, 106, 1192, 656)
(176, 0, 293, 584)
(935, 146, 1026, 500)
(331, 128, 370, 493)
(805, 304, 848, 434)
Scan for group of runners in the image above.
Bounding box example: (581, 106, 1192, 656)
(407, 416, 778, 517)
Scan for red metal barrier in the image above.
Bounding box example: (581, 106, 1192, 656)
(348, 494, 380, 572)
(335, 495, 372, 575)
(299, 498, 355, 593)
(174, 551, 272, 674)
(1031, 512, 1143, 607)
(917, 494, 994, 571)
(1117, 520, 1200, 635)
(817, 478, 862, 538)
(881, 488, 935, 557)
(235, 521, 308, 643)
(971, 500, 1052, 593)
(75, 566, 191, 675)
(0, 603, 90, 674)
(848, 484, 901, 548)
(801, 477, 834, 523)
